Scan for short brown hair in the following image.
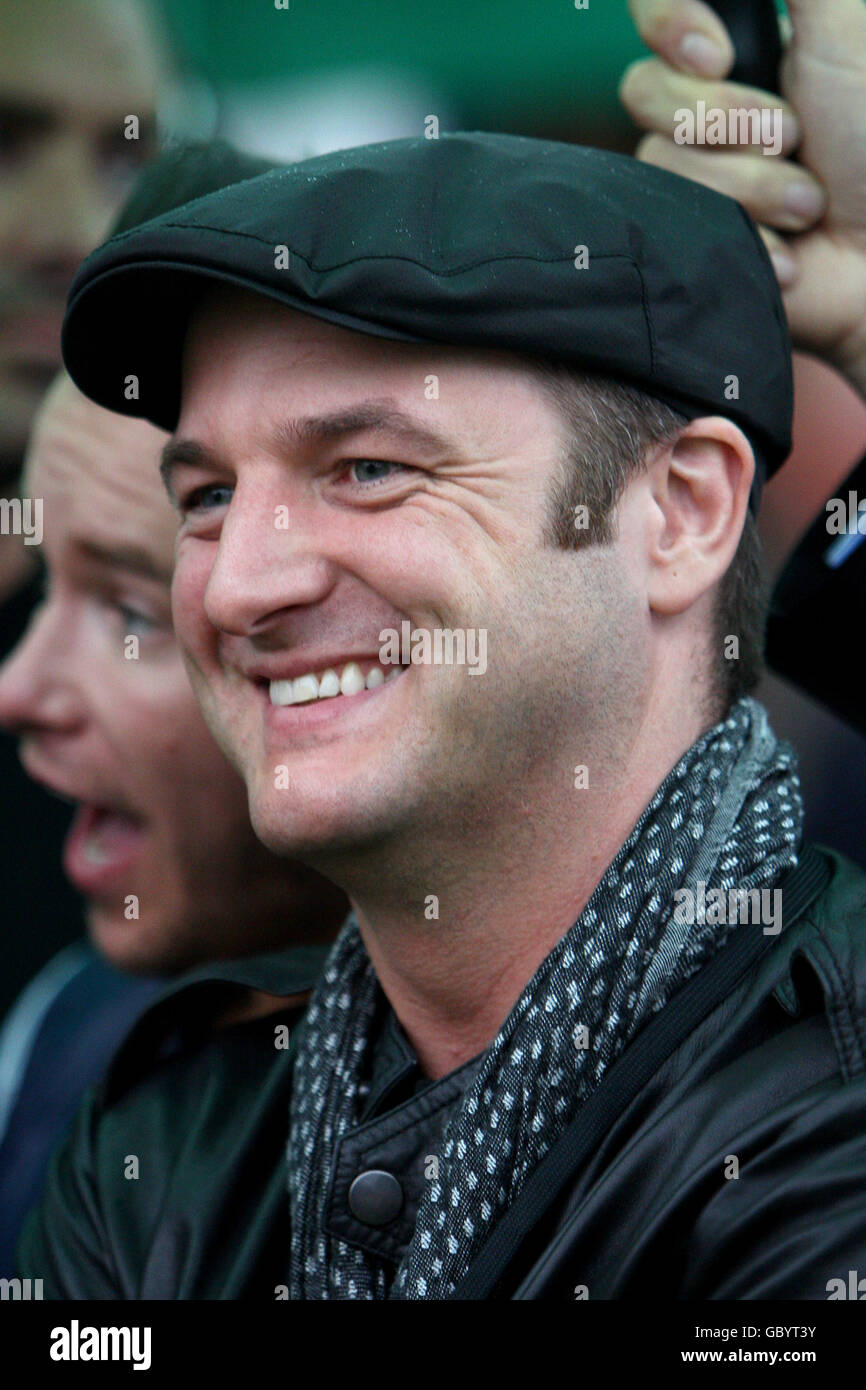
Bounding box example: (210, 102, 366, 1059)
(523, 359, 769, 718)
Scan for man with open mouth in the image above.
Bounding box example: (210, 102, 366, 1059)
(18, 1, 866, 1300)
(0, 369, 347, 976)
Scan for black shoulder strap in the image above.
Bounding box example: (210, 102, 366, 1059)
(451, 842, 832, 1300)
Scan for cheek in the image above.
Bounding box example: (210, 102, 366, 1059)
(106, 663, 198, 765)
(171, 544, 215, 654)
(365, 513, 486, 621)
(75, 616, 155, 721)
(128, 681, 238, 801)
(143, 701, 250, 840)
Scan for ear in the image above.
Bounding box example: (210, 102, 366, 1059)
(641, 417, 755, 618)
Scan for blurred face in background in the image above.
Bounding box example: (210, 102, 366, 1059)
(0, 0, 165, 471)
(0, 375, 347, 973)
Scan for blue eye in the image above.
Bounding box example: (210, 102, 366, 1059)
(349, 460, 405, 485)
(183, 483, 234, 512)
(116, 604, 158, 636)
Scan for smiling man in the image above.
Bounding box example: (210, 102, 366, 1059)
(19, 115, 866, 1299)
(164, 286, 728, 1083)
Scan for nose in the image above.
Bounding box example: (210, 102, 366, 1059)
(202, 472, 339, 637)
(0, 595, 85, 735)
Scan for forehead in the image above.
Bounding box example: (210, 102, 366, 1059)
(26, 381, 175, 573)
(182, 286, 558, 455)
(0, 0, 165, 119)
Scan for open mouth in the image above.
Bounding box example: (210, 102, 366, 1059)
(267, 658, 405, 708)
(63, 802, 147, 896)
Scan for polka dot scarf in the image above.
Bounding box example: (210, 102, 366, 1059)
(287, 696, 803, 1298)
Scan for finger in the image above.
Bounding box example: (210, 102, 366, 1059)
(627, 0, 735, 78)
(620, 58, 801, 155)
(757, 228, 800, 291)
(784, 0, 866, 49)
(635, 135, 828, 232)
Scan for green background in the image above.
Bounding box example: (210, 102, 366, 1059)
(158, 0, 651, 144)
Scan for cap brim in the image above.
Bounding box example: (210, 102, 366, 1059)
(62, 259, 432, 434)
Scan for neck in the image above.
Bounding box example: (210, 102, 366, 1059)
(335, 701, 711, 1079)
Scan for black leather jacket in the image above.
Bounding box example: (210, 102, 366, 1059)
(17, 845, 866, 1300)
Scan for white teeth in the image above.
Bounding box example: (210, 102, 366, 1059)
(268, 660, 400, 706)
(83, 839, 111, 865)
(292, 674, 319, 704)
(269, 679, 295, 706)
(339, 661, 366, 697)
(317, 669, 340, 698)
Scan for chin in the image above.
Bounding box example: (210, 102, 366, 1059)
(87, 903, 188, 977)
(249, 802, 321, 859)
(251, 786, 397, 872)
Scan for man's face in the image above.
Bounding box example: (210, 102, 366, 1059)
(0, 378, 337, 973)
(167, 288, 650, 869)
(0, 0, 163, 467)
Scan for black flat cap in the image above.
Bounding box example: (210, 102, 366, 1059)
(61, 130, 793, 506)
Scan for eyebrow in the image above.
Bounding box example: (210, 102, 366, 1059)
(0, 96, 155, 140)
(77, 538, 172, 586)
(0, 97, 55, 134)
(160, 400, 461, 500)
